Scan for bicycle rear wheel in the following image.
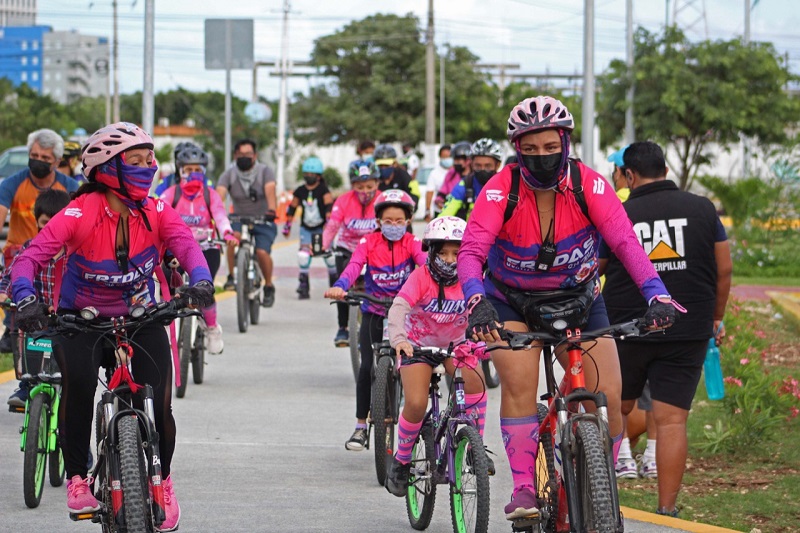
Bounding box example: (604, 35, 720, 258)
(236, 249, 250, 333)
(573, 419, 617, 532)
(176, 318, 191, 398)
(249, 265, 261, 324)
(192, 322, 205, 385)
(48, 432, 65, 488)
(23, 393, 48, 508)
(348, 306, 361, 383)
(536, 403, 559, 533)
(406, 422, 436, 530)
(117, 415, 152, 533)
(372, 355, 396, 486)
(450, 425, 490, 533)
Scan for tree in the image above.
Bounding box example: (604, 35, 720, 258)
(597, 27, 800, 190)
(0, 79, 79, 151)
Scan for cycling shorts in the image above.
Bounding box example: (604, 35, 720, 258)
(487, 292, 611, 332)
(299, 226, 323, 247)
(616, 340, 706, 411)
(231, 221, 277, 254)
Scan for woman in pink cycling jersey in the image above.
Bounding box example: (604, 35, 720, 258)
(459, 96, 683, 520)
(160, 144, 237, 355)
(11, 122, 214, 531)
(322, 159, 380, 346)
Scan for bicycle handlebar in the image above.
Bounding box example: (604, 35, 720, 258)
(487, 318, 651, 352)
(339, 290, 394, 309)
(50, 299, 201, 335)
(228, 214, 273, 225)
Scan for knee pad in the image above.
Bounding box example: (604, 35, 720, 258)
(323, 253, 337, 270)
(297, 249, 312, 269)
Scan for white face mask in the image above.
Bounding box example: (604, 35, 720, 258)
(440, 157, 453, 169)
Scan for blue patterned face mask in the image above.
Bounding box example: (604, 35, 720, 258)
(380, 223, 406, 241)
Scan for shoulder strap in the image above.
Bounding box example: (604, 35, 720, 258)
(171, 185, 182, 208)
(503, 166, 521, 224)
(568, 159, 591, 221)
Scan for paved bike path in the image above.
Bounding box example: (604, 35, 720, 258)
(0, 230, 740, 532)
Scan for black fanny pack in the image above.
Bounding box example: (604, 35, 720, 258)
(488, 272, 598, 334)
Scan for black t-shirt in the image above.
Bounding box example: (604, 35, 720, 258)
(291, 182, 330, 230)
(379, 167, 418, 207)
(601, 180, 727, 341)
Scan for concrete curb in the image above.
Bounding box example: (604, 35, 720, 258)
(767, 290, 800, 328)
(621, 507, 743, 532)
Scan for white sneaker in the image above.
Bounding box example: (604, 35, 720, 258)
(615, 457, 638, 479)
(206, 324, 224, 355)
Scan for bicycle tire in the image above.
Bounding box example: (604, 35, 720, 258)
(48, 439, 65, 487)
(406, 422, 436, 530)
(192, 321, 205, 385)
(348, 305, 361, 383)
(117, 415, 152, 533)
(574, 420, 616, 532)
(176, 318, 191, 398)
(372, 355, 396, 486)
(536, 403, 559, 533)
(450, 425, 490, 533)
(23, 393, 48, 508)
(481, 359, 500, 389)
(236, 248, 250, 333)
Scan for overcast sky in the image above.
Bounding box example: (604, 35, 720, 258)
(37, 0, 800, 106)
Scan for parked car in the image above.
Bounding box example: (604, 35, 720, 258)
(414, 166, 433, 220)
(0, 146, 28, 181)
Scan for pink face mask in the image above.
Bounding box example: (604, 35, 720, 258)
(180, 172, 205, 198)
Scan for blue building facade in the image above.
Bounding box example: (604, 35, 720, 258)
(0, 25, 49, 92)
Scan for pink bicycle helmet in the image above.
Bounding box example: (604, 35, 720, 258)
(81, 122, 154, 179)
(374, 189, 415, 219)
(506, 96, 575, 141)
(422, 216, 466, 251)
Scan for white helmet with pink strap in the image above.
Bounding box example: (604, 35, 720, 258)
(506, 96, 575, 141)
(81, 122, 154, 179)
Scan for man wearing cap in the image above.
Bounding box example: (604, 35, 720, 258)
(607, 145, 631, 202)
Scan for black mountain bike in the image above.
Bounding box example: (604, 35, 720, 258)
(229, 215, 269, 333)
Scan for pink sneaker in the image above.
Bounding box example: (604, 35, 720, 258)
(156, 475, 181, 532)
(66, 475, 100, 513)
(504, 486, 540, 520)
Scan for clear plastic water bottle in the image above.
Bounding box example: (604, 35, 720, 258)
(704, 326, 725, 400)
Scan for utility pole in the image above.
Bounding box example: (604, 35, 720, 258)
(276, 0, 291, 194)
(439, 50, 445, 145)
(582, 0, 595, 168)
(625, 0, 635, 145)
(224, 21, 232, 168)
(112, 0, 119, 122)
(742, 0, 751, 178)
(744, 0, 750, 44)
(425, 0, 435, 144)
(142, 0, 154, 133)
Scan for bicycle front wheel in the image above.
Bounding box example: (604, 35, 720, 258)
(372, 355, 396, 486)
(48, 430, 65, 487)
(574, 419, 617, 532)
(406, 421, 436, 530)
(450, 425, 490, 533)
(236, 249, 250, 333)
(249, 264, 261, 325)
(536, 403, 559, 533)
(176, 318, 191, 398)
(192, 321, 205, 385)
(348, 306, 361, 383)
(23, 393, 48, 508)
(117, 415, 152, 533)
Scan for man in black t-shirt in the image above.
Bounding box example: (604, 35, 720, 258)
(599, 141, 732, 518)
(373, 144, 420, 208)
(282, 156, 335, 299)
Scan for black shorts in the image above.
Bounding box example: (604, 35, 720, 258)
(616, 340, 707, 411)
(488, 292, 611, 331)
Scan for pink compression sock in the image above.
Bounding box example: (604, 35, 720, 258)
(395, 413, 424, 464)
(501, 415, 539, 493)
(465, 393, 487, 437)
(203, 305, 217, 328)
(612, 431, 623, 464)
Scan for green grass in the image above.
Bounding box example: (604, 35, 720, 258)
(0, 352, 12, 373)
(733, 276, 800, 287)
(618, 297, 800, 532)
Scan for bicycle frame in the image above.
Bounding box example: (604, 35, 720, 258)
(231, 216, 264, 302)
(17, 339, 61, 456)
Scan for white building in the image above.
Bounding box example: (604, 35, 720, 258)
(42, 30, 109, 104)
(0, 0, 36, 26)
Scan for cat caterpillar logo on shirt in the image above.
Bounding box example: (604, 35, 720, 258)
(633, 218, 688, 271)
(64, 208, 82, 218)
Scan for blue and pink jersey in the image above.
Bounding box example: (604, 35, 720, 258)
(333, 232, 426, 316)
(322, 190, 378, 252)
(11, 193, 212, 316)
(160, 185, 233, 249)
(396, 266, 468, 348)
(458, 162, 667, 303)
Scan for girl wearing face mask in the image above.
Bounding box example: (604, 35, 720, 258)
(458, 96, 684, 521)
(321, 159, 381, 346)
(160, 146, 237, 356)
(440, 137, 504, 221)
(10, 123, 214, 531)
(325, 189, 425, 452)
(282, 156, 335, 299)
(383, 216, 492, 497)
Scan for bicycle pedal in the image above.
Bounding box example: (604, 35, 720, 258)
(8, 405, 25, 414)
(511, 514, 541, 532)
(69, 509, 101, 522)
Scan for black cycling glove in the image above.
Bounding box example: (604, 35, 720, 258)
(466, 296, 501, 338)
(644, 296, 681, 329)
(181, 280, 215, 308)
(15, 296, 51, 332)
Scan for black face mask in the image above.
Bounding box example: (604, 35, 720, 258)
(453, 164, 465, 176)
(236, 156, 254, 171)
(28, 158, 52, 179)
(521, 153, 562, 187)
(473, 170, 494, 186)
(303, 176, 319, 186)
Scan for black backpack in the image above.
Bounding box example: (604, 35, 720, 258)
(503, 159, 590, 224)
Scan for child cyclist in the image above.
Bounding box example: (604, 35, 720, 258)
(322, 159, 381, 346)
(384, 216, 492, 496)
(282, 156, 335, 299)
(324, 189, 426, 450)
(3, 189, 71, 407)
(159, 145, 237, 355)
